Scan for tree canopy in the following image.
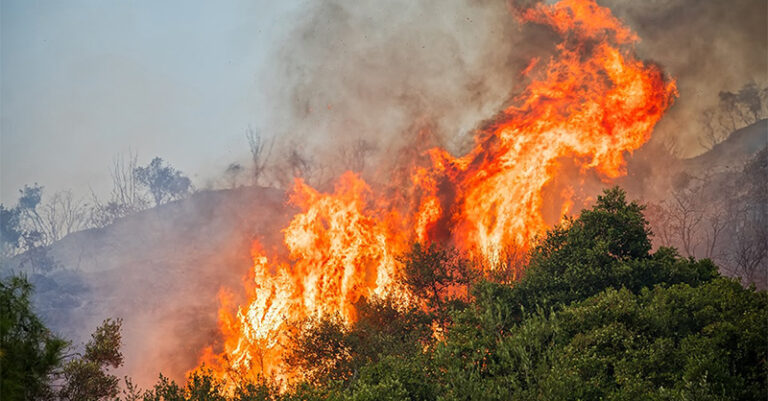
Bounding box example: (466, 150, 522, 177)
(133, 157, 193, 206)
(1, 275, 67, 400)
(4, 187, 766, 400)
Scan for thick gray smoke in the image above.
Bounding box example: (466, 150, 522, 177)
(603, 0, 768, 155)
(256, 0, 765, 175)
(255, 0, 560, 188)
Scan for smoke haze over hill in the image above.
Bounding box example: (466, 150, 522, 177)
(1, 0, 766, 390)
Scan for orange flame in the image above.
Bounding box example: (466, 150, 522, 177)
(199, 172, 411, 382)
(197, 0, 677, 385)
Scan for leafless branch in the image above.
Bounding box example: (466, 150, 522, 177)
(246, 128, 274, 186)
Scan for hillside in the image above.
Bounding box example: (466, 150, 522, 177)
(2, 186, 290, 387)
(12, 186, 761, 401)
(4, 122, 765, 389)
(683, 119, 768, 171)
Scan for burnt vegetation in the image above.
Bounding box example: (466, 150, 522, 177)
(2, 187, 765, 400)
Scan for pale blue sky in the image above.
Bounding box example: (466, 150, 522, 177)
(1, 0, 301, 203)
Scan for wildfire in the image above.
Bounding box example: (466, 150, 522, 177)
(197, 0, 677, 385)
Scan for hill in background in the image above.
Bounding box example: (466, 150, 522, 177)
(3, 186, 288, 387)
(2, 120, 765, 388)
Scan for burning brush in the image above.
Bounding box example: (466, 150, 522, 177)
(196, 0, 677, 385)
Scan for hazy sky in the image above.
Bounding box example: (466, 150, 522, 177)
(2, 0, 765, 205)
(1, 0, 300, 203)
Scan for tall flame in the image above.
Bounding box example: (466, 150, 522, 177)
(198, 0, 677, 384)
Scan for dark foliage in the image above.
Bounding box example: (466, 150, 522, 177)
(285, 297, 432, 385)
(0, 275, 67, 400)
(0, 204, 23, 253)
(59, 318, 124, 401)
(503, 187, 717, 320)
(400, 243, 476, 324)
(134, 157, 192, 206)
(5, 187, 765, 401)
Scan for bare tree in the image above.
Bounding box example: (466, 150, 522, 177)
(265, 142, 338, 189)
(90, 152, 150, 228)
(648, 147, 767, 287)
(246, 128, 274, 186)
(1, 185, 87, 272)
(701, 200, 729, 260)
(110, 151, 146, 209)
(724, 208, 768, 288)
(698, 109, 730, 151)
(40, 191, 89, 243)
(666, 186, 705, 257)
(645, 202, 675, 249)
(720, 147, 768, 288)
(658, 173, 736, 260)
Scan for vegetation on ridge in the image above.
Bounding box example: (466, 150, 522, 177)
(2, 187, 766, 400)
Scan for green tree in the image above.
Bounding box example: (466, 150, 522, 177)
(285, 314, 352, 384)
(500, 187, 717, 319)
(400, 243, 475, 324)
(341, 356, 435, 401)
(1, 184, 45, 255)
(139, 370, 280, 401)
(58, 318, 124, 401)
(436, 278, 768, 401)
(136, 186, 767, 401)
(133, 157, 192, 206)
(1, 205, 23, 255)
(285, 297, 432, 386)
(432, 188, 763, 400)
(532, 279, 766, 400)
(0, 275, 67, 400)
